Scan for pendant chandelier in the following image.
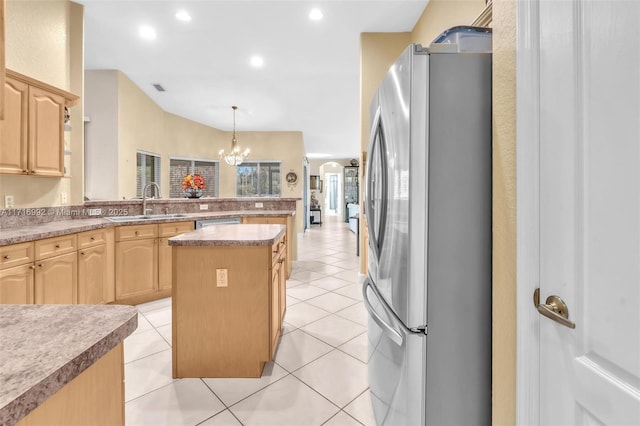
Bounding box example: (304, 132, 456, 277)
(219, 105, 250, 166)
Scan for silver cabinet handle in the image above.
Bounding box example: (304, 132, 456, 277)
(362, 278, 404, 346)
(534, 288, 576, 329)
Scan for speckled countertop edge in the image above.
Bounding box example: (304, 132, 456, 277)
(169, 224, 286, 247)
(0, 304, 138, 426)
(0, 210, 294, 246)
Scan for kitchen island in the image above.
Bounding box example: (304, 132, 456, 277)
(0, 304, 137, 426)
(169, 224, 286, 378)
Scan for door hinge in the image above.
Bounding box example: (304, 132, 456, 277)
(410, 325, 428, 335)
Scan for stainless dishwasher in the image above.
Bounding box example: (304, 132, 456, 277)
(195, 217, 241, 228)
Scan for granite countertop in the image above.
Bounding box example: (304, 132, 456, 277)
(0, 304, 138, 425)
(169, 224, 286, 247)
(0, 210, 295, 246)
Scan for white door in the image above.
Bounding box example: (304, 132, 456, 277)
(532, 0, 640, 424)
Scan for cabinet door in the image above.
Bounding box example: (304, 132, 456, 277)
(0, 263, 34, 304)
(115, 238, 158, 300)
(0, 78, 28, 175)
(270, 260, 282, 360)
(28, 86, 65, 177)
(158, 221, 194, 291)
(279, 256, 286, 324)
(78, 244, 108, 305)
(158, 237, 172, 291)
(35, 252, 77, 304)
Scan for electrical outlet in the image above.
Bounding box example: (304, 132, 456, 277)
(216, 269, 228, 287)
(199, 204, 208, 211)
(255, 202, 264, 208)
(4, 195, 15, 209)
(60, 192, 69, 205)
(87, 208, 103, 216)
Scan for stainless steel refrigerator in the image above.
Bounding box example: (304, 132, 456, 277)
(363, 28, 492, 426)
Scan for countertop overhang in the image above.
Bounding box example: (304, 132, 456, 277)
(0, 304, 138, 425)
(169, 224, 286, 247)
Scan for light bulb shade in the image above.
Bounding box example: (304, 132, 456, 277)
(219, 147, 250, 166)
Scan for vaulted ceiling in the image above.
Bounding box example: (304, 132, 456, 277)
(77, 0, 427, 160)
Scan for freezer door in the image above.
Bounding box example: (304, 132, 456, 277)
(363, 277, 425, 426)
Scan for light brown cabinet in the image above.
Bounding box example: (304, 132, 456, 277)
(172, 229, 287, 378)
(0, 78, 28, 174)
(1, 242, 36, 304)
(115, 221, 193, 304)
(270, 235, 286, 359)
(115, 224, 158, 302)
(0, 70, 79, 176)
(35, 251, 77, 304)
(242, 215, 293, 278)
(16, 343, 125, 426)
(0, 263, 34, 304)
(0, 236, 78, 304)
(33, 234, 78, 304)
(158, 222, 194, 292)
(77, 228, 114, 305)
(0, 230, 114, 305)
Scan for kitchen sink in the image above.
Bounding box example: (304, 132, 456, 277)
(105, 213, 188, 222)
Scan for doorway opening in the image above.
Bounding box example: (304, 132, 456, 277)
(325, 173, 340, 215)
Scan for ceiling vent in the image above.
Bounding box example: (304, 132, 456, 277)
(152, 83, 166, 92)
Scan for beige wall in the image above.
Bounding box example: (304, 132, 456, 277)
(84, 70, 306, 231)
(358, 2, 519, 424)
(491, 1, 517, 424)
(1, 0, 83, 208)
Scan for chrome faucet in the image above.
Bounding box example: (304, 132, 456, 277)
(142, 182, 162, 215)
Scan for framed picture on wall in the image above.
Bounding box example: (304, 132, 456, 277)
(310, 175, 321, 190)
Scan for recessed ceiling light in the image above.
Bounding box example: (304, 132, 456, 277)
(175, 10, 191, 22)
(309, 8, 323, 21)
(250, 56, 264, 67)
(139, 25, 157, 40)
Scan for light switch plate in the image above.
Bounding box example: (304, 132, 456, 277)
(60, 192, 69, 205)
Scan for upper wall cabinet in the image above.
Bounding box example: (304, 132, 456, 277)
(0, 70, 79, 177)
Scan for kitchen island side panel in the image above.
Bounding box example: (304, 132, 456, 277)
(172, 245, 271, 378)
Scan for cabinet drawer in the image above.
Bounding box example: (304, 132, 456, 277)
(271, 235, 285, 262)
(159, 221, 195, 237)
(77, 228, 108, 249)
(0, 242, 35, 269)
(115, 224, 158, 241)
(35, 234, 77, 260)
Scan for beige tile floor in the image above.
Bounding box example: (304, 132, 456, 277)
(124, 215, 375, 426)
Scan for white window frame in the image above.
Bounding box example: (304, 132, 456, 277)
(235, 161, 282, 197)
(169, 156, 220, 198)
(136, 150, 161, 198)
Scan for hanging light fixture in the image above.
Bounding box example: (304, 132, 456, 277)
(219, 105, 250, 166)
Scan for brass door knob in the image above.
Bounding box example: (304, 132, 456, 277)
(533, 288, 576, 329)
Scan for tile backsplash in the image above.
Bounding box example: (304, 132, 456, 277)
(0, 198, 298, 229)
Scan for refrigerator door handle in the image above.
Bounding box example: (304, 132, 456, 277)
(363, 277, 404, 347)
(365, 107, 389, 261)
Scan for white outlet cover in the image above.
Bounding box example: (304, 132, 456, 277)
(199, 204, 208, 210)
(5, 195, 14, 209)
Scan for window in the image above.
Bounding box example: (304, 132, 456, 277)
(136, 151, 161, 198)
(169, 158, 219, 198)
(236, 162, 281, 197)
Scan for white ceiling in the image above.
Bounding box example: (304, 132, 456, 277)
(77, 0, 428, 160)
